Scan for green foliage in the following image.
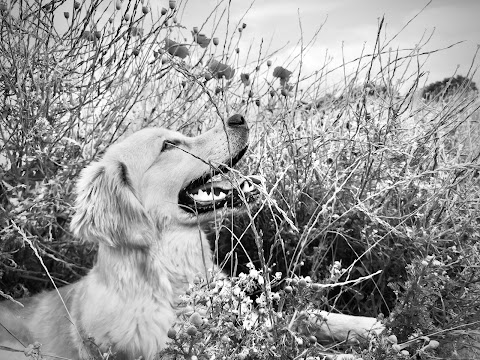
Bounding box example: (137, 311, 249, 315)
(422, 74, 478, 100)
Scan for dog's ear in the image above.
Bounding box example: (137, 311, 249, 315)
(70, 160, 153, 248)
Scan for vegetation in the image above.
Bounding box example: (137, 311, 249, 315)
(1, 0, 479, 359)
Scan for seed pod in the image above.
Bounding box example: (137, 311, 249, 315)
(64, 11, 69, 19)
(387, 334, 398, 344)
(281, 88, 289, 97)
(142, 6, 149, 14)
(94, 31, 101, 39)
(161, 7, 167, 15)
(132, 48, 139, 56)
(74, 1, 80, 10)
(167, 328, 177, 339)
(221, 335, 230, 343)
(267, 60, 272, 67)
(124, 13, 130, 21)
(242, 23, 247, 29)
(193, 26, 199, 33)
(235, 48, 239, 54)
(189, 312, 203, 326)
(212, 37, 219, 46)
(82, 30, 93, 41)
(186, 325, 197, 336)
(169, 0, 176, 9)
(115, 0, 121, 10)
(284, 285, 293, 293)
(255, 99, 260, 107)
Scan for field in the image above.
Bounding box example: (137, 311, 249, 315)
(0, 0, 479, 359)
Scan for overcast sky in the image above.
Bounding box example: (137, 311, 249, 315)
(175, 0, 480, 92)
(50, 0, 479, 93)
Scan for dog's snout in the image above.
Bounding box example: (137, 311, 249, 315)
(227, 114, 247, 128)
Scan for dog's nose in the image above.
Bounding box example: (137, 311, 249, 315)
(227, 114, 247, 128)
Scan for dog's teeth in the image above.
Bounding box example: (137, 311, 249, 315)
(242, 181, 254, 193)
(215, 191, 226, 200)
(191, 189, 227, 202)
(192, 189, 210, 201)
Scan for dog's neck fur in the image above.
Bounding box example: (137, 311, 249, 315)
(77, 224, 213, 359)
(94, 225, 212, 295)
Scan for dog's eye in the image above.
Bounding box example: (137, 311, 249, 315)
(161, 140, 178, 152)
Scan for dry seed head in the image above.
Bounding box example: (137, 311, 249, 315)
(186, 325, 197, 336)
(387, 334, 398, 344)
(189, 312, 203, 327)
(167, 328, 177, 339)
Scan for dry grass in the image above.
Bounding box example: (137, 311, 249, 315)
(1, 0, 479, 359)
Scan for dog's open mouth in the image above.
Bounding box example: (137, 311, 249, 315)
(178, 147, 264, 214)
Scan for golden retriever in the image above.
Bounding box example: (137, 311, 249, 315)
(0, 114, 262, 360)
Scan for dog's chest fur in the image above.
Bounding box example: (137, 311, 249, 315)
(73, 227, 214, 359)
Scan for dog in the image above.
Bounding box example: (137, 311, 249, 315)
(0, 114, 263, 360)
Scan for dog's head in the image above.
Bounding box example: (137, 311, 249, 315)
(70, 114, 262, 247)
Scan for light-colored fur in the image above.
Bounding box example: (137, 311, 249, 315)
(0, 117, 250, 360)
